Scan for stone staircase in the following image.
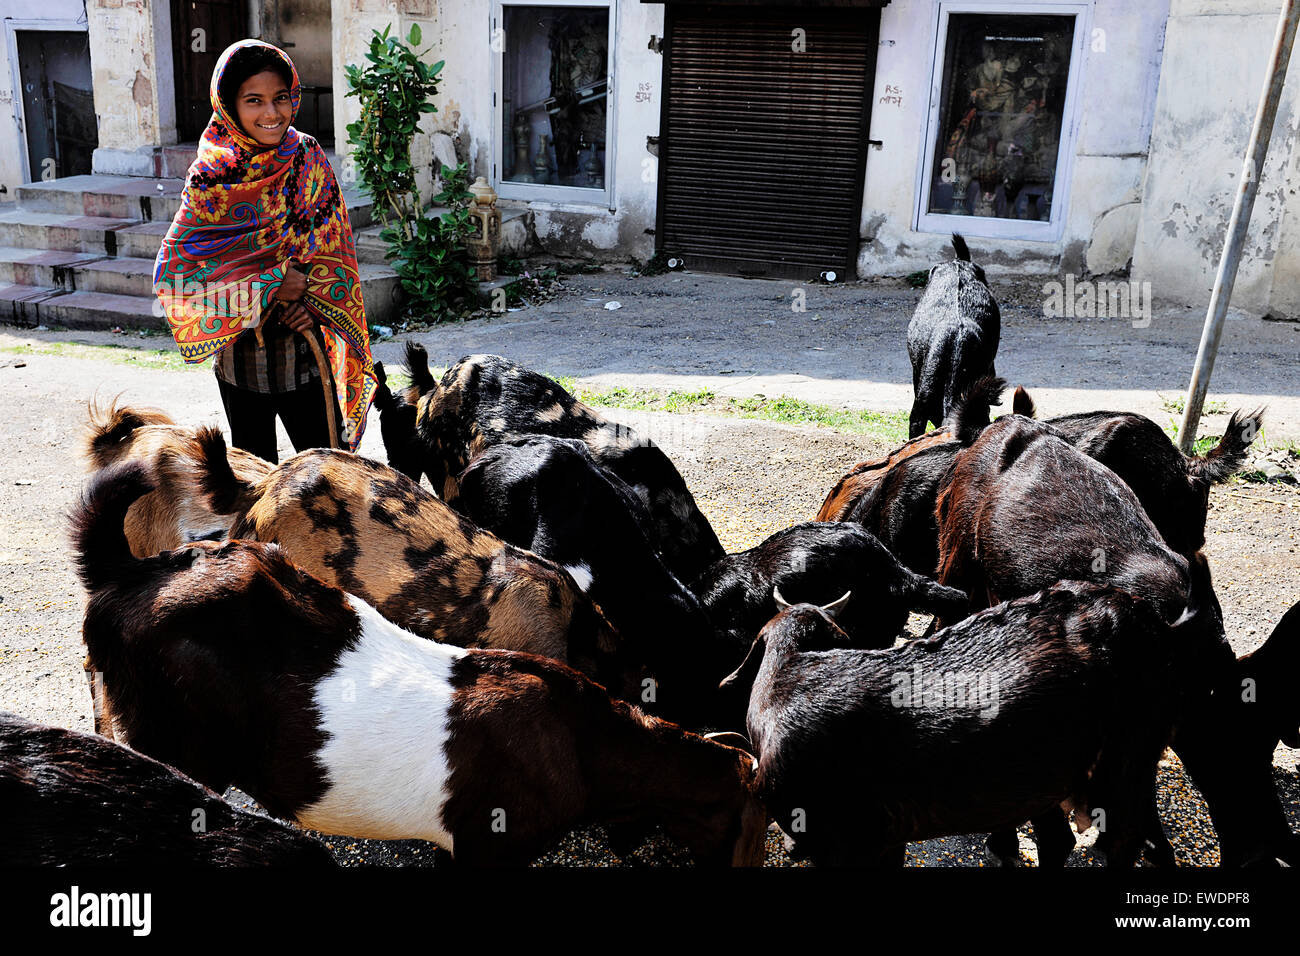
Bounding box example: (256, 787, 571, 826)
(0, 161, 404, 331)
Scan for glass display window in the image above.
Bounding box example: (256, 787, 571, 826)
(495, 1, 614, 205)
(915, 3, 1089, 241)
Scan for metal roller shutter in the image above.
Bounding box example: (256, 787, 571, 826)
(656, 5, 881, 280)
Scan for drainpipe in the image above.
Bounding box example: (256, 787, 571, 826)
(1178, 0, 1300, 454)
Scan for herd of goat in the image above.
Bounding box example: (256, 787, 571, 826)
(3, 235, 1298, 867)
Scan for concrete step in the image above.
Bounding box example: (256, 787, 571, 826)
(1, 256, 402, 329)
(0, 247, 107, 290)
(16, 175, 185, 222)
(353, 206, 533, 266)
(0, 209, 137, 255)
(17, 172, 372, 231)
(114, 221, 170, 260)
(0, 284, 159, 330)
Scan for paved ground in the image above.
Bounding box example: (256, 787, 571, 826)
(1, 266, 1297, 866)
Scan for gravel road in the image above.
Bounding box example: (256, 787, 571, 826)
(1, 269, 1297, 866)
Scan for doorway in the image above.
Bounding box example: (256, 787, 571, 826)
(14, 28, 96, 181)
(171, 0, 245, 142)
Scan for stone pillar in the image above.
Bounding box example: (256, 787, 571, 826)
(88, 0, 178, 175)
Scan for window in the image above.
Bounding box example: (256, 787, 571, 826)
(915, 2, 1088, 241)
(495, 1, 614, 205)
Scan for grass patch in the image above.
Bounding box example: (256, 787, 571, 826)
(0, 340, 194, 372)
(571, 381, 909, 442)
(1159, 394, 1227, 416)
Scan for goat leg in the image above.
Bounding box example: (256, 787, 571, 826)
(83, 655, 115, 742)
(985, 827, 1023, 866)
(1030, 809, 1076, 867)
(1138, 800, 1176, 867)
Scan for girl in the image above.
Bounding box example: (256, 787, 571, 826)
(154, 39, 374, 462)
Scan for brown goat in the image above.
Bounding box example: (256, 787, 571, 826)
(83, 402, 272, 556)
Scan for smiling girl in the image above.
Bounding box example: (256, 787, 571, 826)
(154, 40, 374, 462)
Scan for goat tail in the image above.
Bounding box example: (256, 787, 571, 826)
(1189, 407, 1266, 484)
(951, 233, 972, 262)
(70, 461, 155, 592)
(191, 426, 258, 515)
(1011, 385, 1037, 418)
(84, 400, 174, 470)
(948, 375, 1007, 445)
(404, 341, 437, 397)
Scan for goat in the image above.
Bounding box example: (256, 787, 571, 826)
(70, 463, 767, 866)
(1034, 406, 1264, 558)
(83, 401, 272, 555)
(0, 711, 335, 866)
(1168, 598, 1300, 866)
(371, 360, 424, 484)
(412, 351, 725, 582)
(689, 522, 969, 732)
(452, 434, 722, 727)
(935, 414, 1194, 625)
(906, 234, 1000, 438)
(184, 428, 646, 707)
(725, 558, 1222, 867)
(689, 521, 969, 655)
(815, 375, 1004, 526)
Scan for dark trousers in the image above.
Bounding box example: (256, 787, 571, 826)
(216, 374, 336, 464)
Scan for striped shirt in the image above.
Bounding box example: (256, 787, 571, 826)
(214, 314, 323, 394)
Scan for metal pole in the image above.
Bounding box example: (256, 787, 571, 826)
(1178, 0, 1300, 454)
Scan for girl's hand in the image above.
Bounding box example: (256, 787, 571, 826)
(275, 260, 309, 302)
(281, 302, 315, 333)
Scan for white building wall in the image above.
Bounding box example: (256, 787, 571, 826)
(1132, 0, 1300, 318)
(860, 0, 1169, 277)
(0, 0, 96, 202)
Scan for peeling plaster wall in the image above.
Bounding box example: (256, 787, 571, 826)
(86, 0, 171, 152)
(1132, 0, 1300, 318)
(0, 0, 97, 202)
(859, 0, 1168, 277)
(332, 0, 662, 258)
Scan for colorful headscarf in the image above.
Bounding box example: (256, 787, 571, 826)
(154, 39, 375, 450)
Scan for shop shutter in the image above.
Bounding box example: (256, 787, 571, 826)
(657, 5, 880, 280)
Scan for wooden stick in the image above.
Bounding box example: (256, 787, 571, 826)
(300, 327, 341, 450)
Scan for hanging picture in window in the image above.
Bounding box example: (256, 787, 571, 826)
(502, 5, 609, 190)
(928, 13, 1075, 221)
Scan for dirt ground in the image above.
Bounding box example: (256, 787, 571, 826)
(1, 268, 1297, 866)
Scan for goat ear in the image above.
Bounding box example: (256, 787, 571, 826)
(821, 590, 851, 620)
(704, 731, 753, 754)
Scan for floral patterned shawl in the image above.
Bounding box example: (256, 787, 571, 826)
(153, 39, 374, 450)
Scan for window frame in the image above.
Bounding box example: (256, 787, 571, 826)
(492, 0, 617, 208)
(912, 0, 1091, 243)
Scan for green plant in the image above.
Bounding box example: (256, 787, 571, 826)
(345, 27, 477, 322)
(383, 163, 478, 319)
(344, 24, 442, 228)
(905, 269, 930, 288)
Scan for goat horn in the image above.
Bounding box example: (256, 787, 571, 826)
(773, 587, 792, 611)
(822, 591, 852, 620)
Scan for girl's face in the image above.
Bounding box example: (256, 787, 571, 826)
(235, 69, 292, 146)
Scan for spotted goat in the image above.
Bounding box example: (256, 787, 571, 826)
(182, 428, 647, 707)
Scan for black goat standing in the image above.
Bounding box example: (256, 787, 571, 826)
(906, 234, 1001, 438)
